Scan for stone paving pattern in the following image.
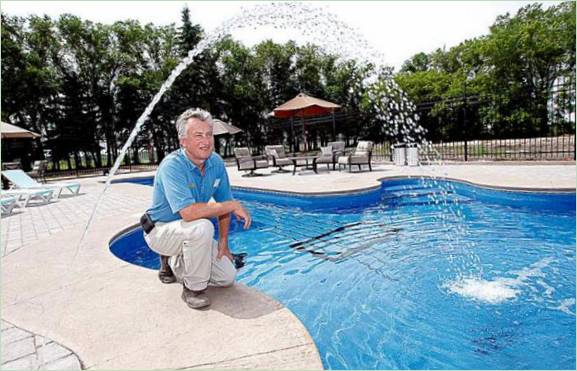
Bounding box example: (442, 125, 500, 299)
(1, 179, 150, 370)
(1, 320, 81, 370)
(1, 180, 150, 257)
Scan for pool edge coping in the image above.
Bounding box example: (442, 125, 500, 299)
(107, 221, 325, 369)
(114, 174, 576, 196)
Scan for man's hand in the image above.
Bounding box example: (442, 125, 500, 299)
(232, 201, 251, 229)
(217, 239, 234, 261)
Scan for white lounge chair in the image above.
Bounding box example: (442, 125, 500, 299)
(2, 188, 54, 207)
(1, 195, 17, 215)
(2, 169, 81, 198)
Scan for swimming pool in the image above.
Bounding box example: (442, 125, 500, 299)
(110, 177, 576, 370)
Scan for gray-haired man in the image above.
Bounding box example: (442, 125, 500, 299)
(142, 108, 251, 309)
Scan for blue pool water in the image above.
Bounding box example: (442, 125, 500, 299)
(110, 177, 576, 370)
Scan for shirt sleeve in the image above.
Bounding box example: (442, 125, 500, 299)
(160, 161, 197, 213)
(213, 163, 233, 202)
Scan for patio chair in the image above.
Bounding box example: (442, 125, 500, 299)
(264, 145, 292, 172)
(27, 160, 48, 183)
(338, 140, 374, 172)
(2, 188, 54, 207)
(318, 141, 346, 170)
(233, 148, 269, 177)
(315, 145, 336, 170)
(2, 169, 81, 199)
(328, 141, 346, 157)
(1, 195, 17, 216)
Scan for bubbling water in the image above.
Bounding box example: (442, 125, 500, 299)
(444, 257, 556, 305)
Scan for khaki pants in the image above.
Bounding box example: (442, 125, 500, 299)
(144, 218, 236, 291)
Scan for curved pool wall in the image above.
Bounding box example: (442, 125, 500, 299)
(380, 177, 575, 213)
(112, 175, 575, 213)
(110, 176, 576, 369)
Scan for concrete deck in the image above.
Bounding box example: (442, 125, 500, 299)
(1, 162, 575, 370)
(227, 162, 576, 193)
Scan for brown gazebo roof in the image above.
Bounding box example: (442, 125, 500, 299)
(1, 122, 41, 139)
(272, 93, 341, 119)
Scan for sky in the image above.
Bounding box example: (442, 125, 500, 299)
(1, 1, 554, 70)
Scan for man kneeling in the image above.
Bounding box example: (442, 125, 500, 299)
(143, 108, 251, 309)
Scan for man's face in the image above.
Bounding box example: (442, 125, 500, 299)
(180, 118, 214, 163)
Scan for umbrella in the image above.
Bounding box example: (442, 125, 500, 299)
(1, 122, 41, 139)
(212, 119, 243, 136)
(272, 93, 341, 152)
(272, 93, 341, 118)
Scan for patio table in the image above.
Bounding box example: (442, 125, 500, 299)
(287, 156, 319, 175)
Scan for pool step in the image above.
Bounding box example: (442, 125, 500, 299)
(288, 220, 403, 262)
(382, 187, 473, 208)
(397, 193, 472, 207)
(383, 189, 453, 200)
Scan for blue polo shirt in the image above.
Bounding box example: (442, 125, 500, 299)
(147, 149, 233, 223)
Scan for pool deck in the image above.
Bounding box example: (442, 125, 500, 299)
(1, 162, 575, 370)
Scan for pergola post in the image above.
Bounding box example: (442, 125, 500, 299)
(290, 117, 295, 153)
(331, 110, 336, 141)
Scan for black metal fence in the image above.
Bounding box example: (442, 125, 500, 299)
(417, 135, 575, 162)
(44, 148, 159, 180)
(406, 81, 576, 161)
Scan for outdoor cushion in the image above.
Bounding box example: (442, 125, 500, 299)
(238, 161, 256, 171)
(337, 156, 350, 165)
(338, 154, 370, 165)
(265, 145, 287, 158)
(356, 141, 373, 153)
(237, 158, 268, 170)
(349, 155, 369, 164)
(254, 159, 269, 169)
(317, 146, 334, 164)
(234, 148, 251, 157)
(274, 158, 292, 166)
(328, 141, 345, 154)
(321, 146, 333, 156)
(273, 147, 286, 157)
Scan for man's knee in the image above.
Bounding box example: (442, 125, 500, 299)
(187, 218, 214, 239)
(219, 271, 237, 287)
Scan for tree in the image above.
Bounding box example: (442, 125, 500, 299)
(176, 6, 203, 56)
(1, 14, 61, 169)
(395, 1, 576, 140)
(400, 52, 431, 73)
(483, 2, 576, 136)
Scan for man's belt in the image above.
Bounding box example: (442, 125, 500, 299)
(140, 213, 155, 234)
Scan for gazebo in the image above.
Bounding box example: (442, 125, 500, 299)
(271, 93, 341, 152)
(1, 122, 41, 139)
(1, 122, 42, 171)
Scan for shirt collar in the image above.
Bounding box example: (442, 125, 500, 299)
(179, 148, 215, 172)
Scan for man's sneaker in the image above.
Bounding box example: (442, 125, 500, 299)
(181, 286, 210, 309)
(158, 255, 176, 284)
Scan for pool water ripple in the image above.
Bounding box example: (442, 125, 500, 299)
(110, 178, 575, 369)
